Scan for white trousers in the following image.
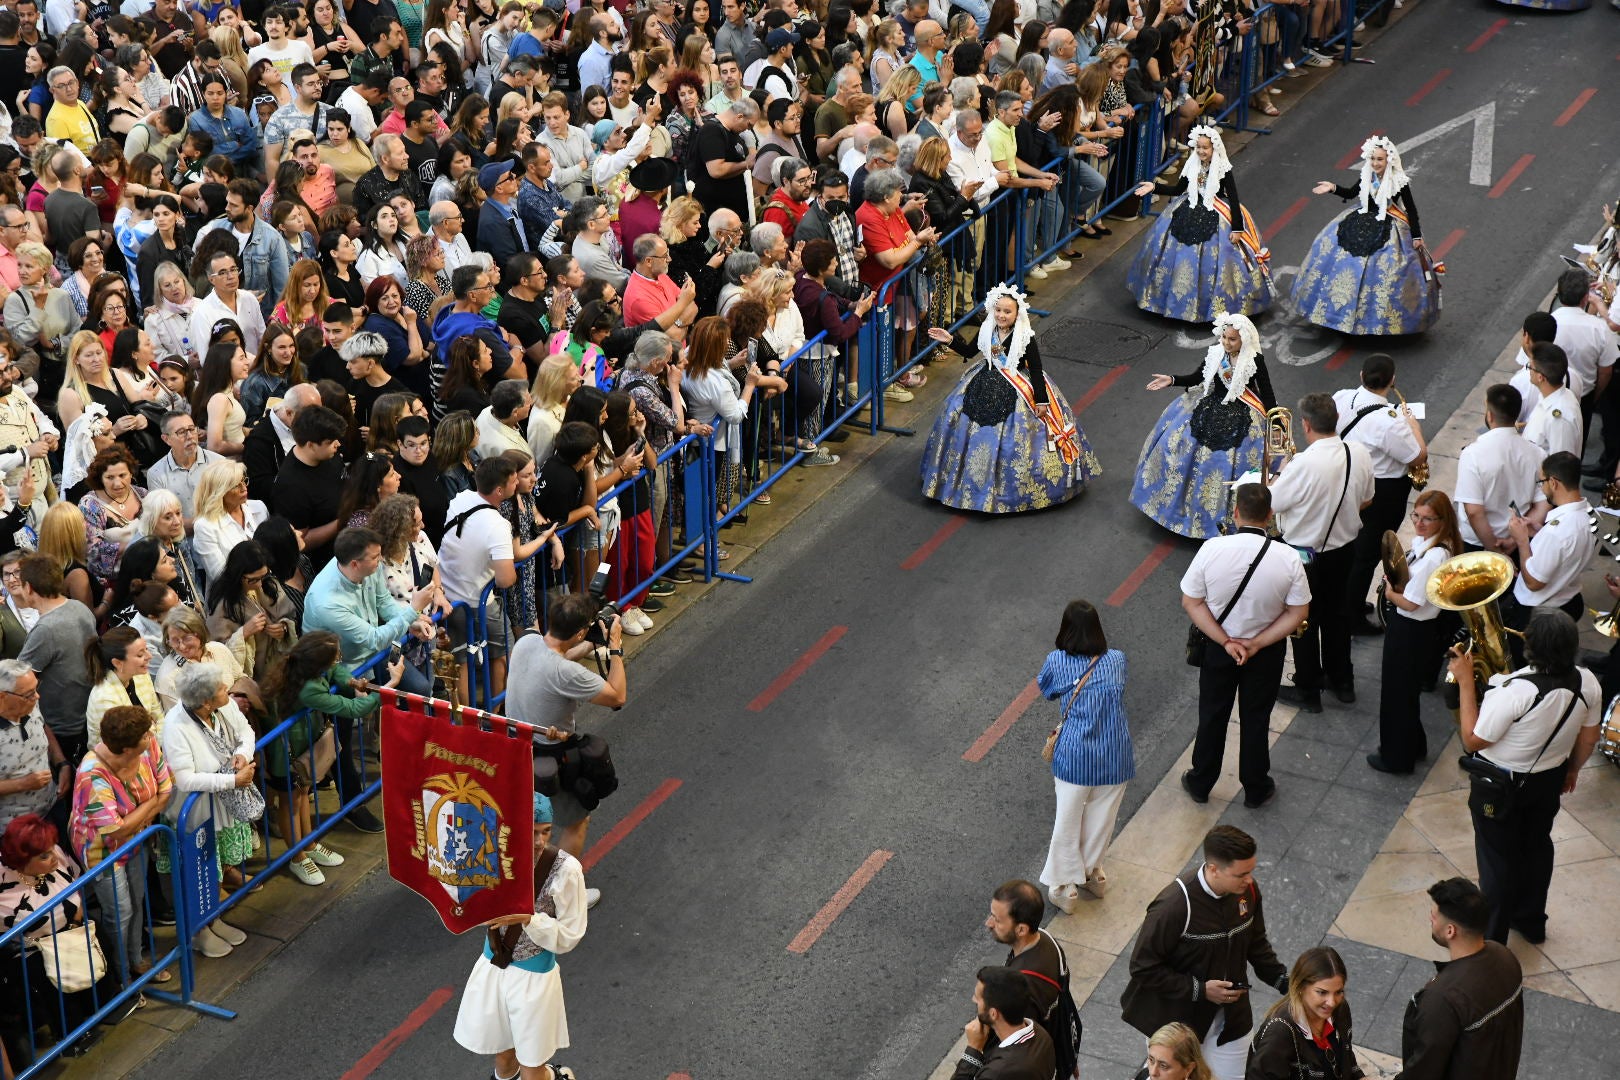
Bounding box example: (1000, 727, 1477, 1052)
(1201, 1009, 1250, 1080)
(1039, 777, 1127, 890)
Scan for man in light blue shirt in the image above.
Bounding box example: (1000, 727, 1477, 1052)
(577, 18, 616, 93)
(303, 526, 435, 696)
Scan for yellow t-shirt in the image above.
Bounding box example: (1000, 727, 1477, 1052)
(46, 101, 100, 155)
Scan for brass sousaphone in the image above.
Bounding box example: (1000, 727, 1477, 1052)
(1425, 551, 1518, 701)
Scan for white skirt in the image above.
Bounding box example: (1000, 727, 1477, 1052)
(453, 954, 570, 1067)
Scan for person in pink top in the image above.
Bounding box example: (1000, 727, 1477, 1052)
(622, 233, 699, 331)
(615, 158, 678, 268)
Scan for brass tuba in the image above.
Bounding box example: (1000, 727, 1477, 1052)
(1263, 406, 1296, 476)
(1393, 389, 1429, 491)
(1425, 551, 1517, 695)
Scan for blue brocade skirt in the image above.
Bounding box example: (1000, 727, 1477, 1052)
(1292, 207, 1441, 335)
(1126, 198, 1275, 322)
(919, 365, 1101, 514)
(1128, 391, 1265, 539)
(1494, 0, 1586, 9)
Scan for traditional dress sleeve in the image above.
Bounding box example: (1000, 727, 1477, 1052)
(1398, 185, 1422, 240)
(522, 852, 588, 956)
(1022, 337, 1050, 406)
(1331, 182, 1359, 200)
(1170, 363, 1206, 389)
(1251, 354, 1277, 412)
(1219, 172, 1243, 229)
(1153, 174, 1190, 200)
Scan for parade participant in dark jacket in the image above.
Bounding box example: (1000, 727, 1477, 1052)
(1120, 826, 1288, 1080)
(950, 966, 1057, 1080)
(1247, 947, 1365, 1080)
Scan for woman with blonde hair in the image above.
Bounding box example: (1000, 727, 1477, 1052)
(192, 459, 270, 581)
(527, 353, 581, 466)
(875, 65, 922, 139)
(1144, 1022, 1214, 1080)
(145, 263, 200, 366)
(153, 606, 246, 712)
(209, 25, 251, 102)
(38, 501, 102, 614)
(60, 330, 148, 462)
(3, 241, 80, 393)
(1248, 948, 1362, 1080)
(271, 259, 330, 334)
(748, 268, 805, 368)
(868, 18, 905, 89)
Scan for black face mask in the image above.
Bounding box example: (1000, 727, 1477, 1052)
(822, 198, 847, 216)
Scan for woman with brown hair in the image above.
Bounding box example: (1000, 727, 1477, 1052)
(681, 316, 764, 516)
(1248, 947, 1364, 1080)
(271, 258, 331, 334)
(79, 443, 147, 587)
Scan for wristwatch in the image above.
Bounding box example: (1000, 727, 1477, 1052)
(608, 648, 624, 657)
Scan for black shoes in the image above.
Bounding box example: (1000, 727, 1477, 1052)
(1331, 683, 1356, 705)
(1243, 782, 1278, 809)
(1366, 753, 1414, 776)
(1278, 684, 1323, 713)
(1181, 770, 1209, 804)
(348, 806, 385, 833)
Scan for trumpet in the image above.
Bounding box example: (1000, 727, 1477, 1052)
(1263, 406, 1296, 476)
(1393, 389, 1428, 491)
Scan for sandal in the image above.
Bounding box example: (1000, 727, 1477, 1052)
(755, 492, 772, 505)
(1252, 100, 1280, 116)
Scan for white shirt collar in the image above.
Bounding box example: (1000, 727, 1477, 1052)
(1197, 865, 1221, 899)
(998, 1019, 1037, 1048)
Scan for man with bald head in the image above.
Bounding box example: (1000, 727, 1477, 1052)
(244, 381, 324, 503)
(1043, 29, 1087, 91)
(431, 200, 473, 273)
(908, 20, 951, 87)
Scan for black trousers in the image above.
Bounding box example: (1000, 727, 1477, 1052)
(1470, 765, 1566, 944)
(1188, 639, 1284, 801)
(1377, 610, 1440, 771)
(1344, 475, 1413, 615)
(1593, 377, 1620, 474)
(1290, 543, 1356, 692)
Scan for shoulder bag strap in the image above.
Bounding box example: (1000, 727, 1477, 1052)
(1338, 401, 1384, 440)
(1213, 537, 1271, 628)
(1318, 444, 1352, 552)
(1520, 678, 1583, 779)
(1061, 655, 1103, 718)
(488, 844, 563, 964)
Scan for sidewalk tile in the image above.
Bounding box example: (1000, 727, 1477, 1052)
(1269, 732, 1357, 784)
(1286, 786, 1394, 872)
(1524, 970, 1593, 1007)
(1378, 819, 1433, 854)
(1335, 891, 1438, 962)
(1347, 852, 1459, 903)
(1074, 1001, 1153, 1070)
(1414, 737, 1466, 797)
(1356, 1046, 1403, 1079)
(1045, 858, 1173, 956)
(1321, 935, 1417, 1005)
(1052, 941, 1120, 1009)
(1538, 857, 1620, 970)
(1281, 709, 1376, 750)
(1252, 855, 1357, 949)
(1552, 833, 1611, 867)
(1230, 780, 1327, 862)
(1108, 782, 1224, 876)
(1403, 791, 1475, 851)
(1564, 958, 1620, 1013)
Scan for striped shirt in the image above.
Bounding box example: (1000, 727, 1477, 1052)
(1038, 648, 1135, 787)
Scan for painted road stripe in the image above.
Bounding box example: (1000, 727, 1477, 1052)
(1487, 154, 1534, 199)
(788, 850, 895, 954)
(1107, 540, 1177, 607)
(901, 515, 967, 570)
(1553, 88, 1597, 128)
(1465, 18, 1508, 53)
(1406, 69, 1451, 108)
(1431, 227, 1467, 261)
(1324, 346, 1356, 373)
(964, 680, 1042, 763)
(581, 779, 683, 872)
(1262, 197, 1310, 242)
(747, 626, 847, 711)
(339, 986, 456, 1080)
(1074, 364, 1130, 415)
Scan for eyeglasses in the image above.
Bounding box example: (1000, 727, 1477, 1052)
(49, 79, 74, 90)
(210, 266, 240, 278)
(166, 425, 198, 437)
(1410, 512, 1439, 524)
(0, 687, 39, 700)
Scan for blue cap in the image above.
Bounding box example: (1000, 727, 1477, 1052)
(533, 792, 553, 824)
(766, 27, 800, 50)
(478, 159, 516, 193)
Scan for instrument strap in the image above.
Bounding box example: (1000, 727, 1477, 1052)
(1318, 444, 1351, 553)
(1339, 402, 1384, 439)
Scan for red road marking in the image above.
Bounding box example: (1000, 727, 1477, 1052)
(1107, 540, 1176, 607)
(963, 680, 1041, 763)
(1335, 129, 1385, 171)
(1431, 228, 1467, 261)
(787, 849, 894, 954)
(1487, 154, 1535, 199)
(1465, 18, 1508, 53)
(901, 516, 967, 570)
(340, 986, 455, 1080)
(1073, 364, 1129, 415)
(668, 1074, 694, 1079)
(580, 778, 682, 872)
(747, 626, 847, 711)
(1262, 197, 1310, 242)
(1406, 69, 1451, 107)
(1553, 88, 1597, 128)
(1325, 346, 1356, 372)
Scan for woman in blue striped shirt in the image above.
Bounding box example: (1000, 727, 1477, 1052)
(1038, 599, 1135, 914)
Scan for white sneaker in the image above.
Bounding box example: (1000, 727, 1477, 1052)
(308, 843, 344, 867)
(1026, 263, 1049, 280)
(1282, 59, 1296, 71)
(883, 385, 914, 403)
(193, 926, 232, 958)
(289, 856, 325, 886)
(211, 920, 247, 946)
(585, 887, 601, 910)
(632, 608, 653, 631)
(1045, 256, 1072, 271)
(1305, 52, 1333, 68)
(621, 611, 645, 636)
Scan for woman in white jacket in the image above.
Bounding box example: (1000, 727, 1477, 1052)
(454, 793, 588, 1080)
(159, 661, 257, 959)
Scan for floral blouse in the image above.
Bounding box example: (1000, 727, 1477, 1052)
(70, 744, 174, 869)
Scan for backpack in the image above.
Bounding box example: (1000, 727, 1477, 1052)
(1019, 930, 1084, 1080)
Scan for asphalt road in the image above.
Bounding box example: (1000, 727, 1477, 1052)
(133, 5, 1620, 1078)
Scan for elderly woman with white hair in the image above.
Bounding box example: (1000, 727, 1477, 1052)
(716, 251, 763, 318)
(144, 262, 201, 367)
(139, 487, 207, 610)
(191, 459, 270, 582)
(159, 660, 256, 957)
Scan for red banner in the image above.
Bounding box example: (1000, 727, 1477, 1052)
(380, 692, 535, 934)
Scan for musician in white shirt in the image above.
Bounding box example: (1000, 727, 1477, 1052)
(1179, 483, 1310, 809)
(1455, 384, 1548, 554)
(1332, 354, 1426, 635)
(1451, 609, 1600, 944)
(1269, 393, 1374, 714)
(1504, 453, 1593, 662)
(1521, 345, 1582, 460)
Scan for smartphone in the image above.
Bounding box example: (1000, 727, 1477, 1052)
(388, 645, 403, 666)
(1227, 980, 1250, 991)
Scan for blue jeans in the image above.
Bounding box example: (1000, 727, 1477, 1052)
(1066, 160, 1107, 221)
(1271, 4, 1305, 61)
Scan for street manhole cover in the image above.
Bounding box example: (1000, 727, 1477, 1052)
(1036, 316, 1161, 367)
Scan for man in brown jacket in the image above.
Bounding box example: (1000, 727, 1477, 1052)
(1395, 877, 1524, 1080)
(951, 966, 1057, 1080)
(1118, 826, 1289, 1080)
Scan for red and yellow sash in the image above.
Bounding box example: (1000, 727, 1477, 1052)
(1213, 197, 1272, 282)
(1381, 204, 1446, 276)
(998, 365, 1081, 466)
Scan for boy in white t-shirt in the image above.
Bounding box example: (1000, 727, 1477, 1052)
(247, 7, 315, 75)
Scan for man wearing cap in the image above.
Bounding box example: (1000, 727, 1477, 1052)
(754, 27, 800, 102)
(623, 234, 698, 330)
(536, 92, 594, 204)
(452, 791, 589, 1080)
(476, 159, 529, 279)
(589, 102, 660, 195)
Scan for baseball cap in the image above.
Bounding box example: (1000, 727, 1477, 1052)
(765, 27, 800, 50)
(478, 160, 516, 193)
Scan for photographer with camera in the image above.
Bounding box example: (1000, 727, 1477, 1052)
(507, 593, 626, 910)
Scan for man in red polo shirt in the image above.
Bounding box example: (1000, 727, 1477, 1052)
(622, 234, 699, 332)
(762, 156, 814, 245)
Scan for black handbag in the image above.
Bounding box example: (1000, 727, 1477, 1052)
(1186, 537, 1272, 666)
(1459, 673, 1580, 821)
(111, 374, 169, 467)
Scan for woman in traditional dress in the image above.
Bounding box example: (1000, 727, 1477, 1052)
(1128, 312, 1274, 540)
(1293, 135, 1441, 336)
(1127, 125, 1273, 322)
(453, 793, 587, 1080)
(919, 284, 1101, 514)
